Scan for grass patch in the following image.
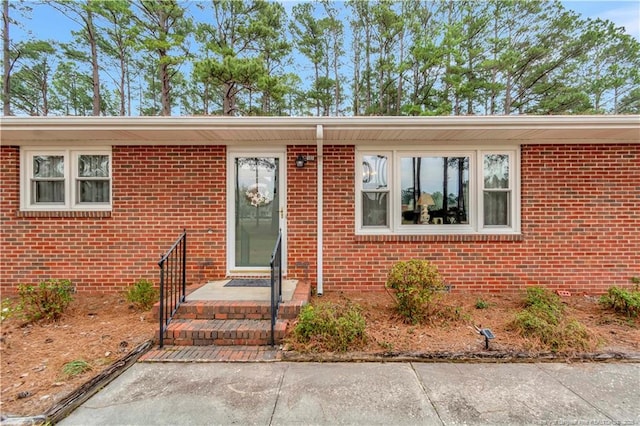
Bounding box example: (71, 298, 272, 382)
(509, 286, 593, 352)
(290, 301, 367, 352)
(62, 359, 92, 378)
(475, 298, 490, 309)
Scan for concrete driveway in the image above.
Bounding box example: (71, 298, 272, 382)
(60, 361, 639, 425)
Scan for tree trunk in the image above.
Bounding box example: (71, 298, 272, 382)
(396, 24, 404, 115)
(223, 81, 235, 116)
(86, 6, 100, 115)
(504, 73, 512, 114)
(119, 55, 126, 116)
(160, 60, 171, 115)
(2, 0, 10, 115)
(352, 27, 360, 115)
(41, 59, 49, 116)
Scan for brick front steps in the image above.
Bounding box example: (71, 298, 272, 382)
(154, 280, 310, 347)
(172, 300, 300, 321)
(160, 318, 287, 346)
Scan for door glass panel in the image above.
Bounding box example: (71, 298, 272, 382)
(234, 157, 280, 267)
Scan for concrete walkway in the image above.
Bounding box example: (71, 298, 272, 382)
(59, 361, 638, 425)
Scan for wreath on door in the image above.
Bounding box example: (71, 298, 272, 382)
(245, 183, 272, 207)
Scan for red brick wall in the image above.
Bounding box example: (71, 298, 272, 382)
(1, 146, 227, 293)
(286, 147, 318, 284)
(2, 143, 638, 295)
(317, 144, 639, 294)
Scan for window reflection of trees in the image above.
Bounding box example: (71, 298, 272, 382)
(402, 156, 469, 225)
(234, 157, 279, 230)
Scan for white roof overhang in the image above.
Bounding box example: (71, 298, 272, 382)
(1, 115, 638, 146)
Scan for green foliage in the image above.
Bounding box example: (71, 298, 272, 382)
(62, 359, 92, 378)
(18, 279, 74, 323)
(510, 287, 591, 352)
(125, 279, 158, 311)
(292, 302, 367, 352)
(475, 298, 489, 309)
(521, 286, 565, 325)
(1, 298, 19, 322)
(385, 259, 444, 324)
(599, 285, 640, 318)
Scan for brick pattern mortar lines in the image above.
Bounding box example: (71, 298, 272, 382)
(1, 144, 638, 294)
(1, 145, 226, 292)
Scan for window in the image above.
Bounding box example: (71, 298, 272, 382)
(21, 148, 112, 211)
(400, 156, 470, 227)
(361, 154, 389, 227)
(482, 153, 512, 227)
(356, 148, 519, 235)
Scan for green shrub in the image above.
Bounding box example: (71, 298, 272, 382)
(510, 286, 592, 352)
(62, 359, 92, 378)
(292, 302, 367, 352)
(18, 279, 74, 323)
(385, 259, 444, 324)
(522, 286, 564, 325)
(599, 285, 640, 318)
(125, 279, 158, 311)
(475, 298, 489, 309)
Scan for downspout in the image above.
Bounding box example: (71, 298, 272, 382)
(316, 124, 324, 295)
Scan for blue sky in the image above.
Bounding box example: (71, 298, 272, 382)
(566, 0, 640, 38)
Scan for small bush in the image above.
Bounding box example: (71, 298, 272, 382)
(522, 286, 564, 325)
(18, 279, 74, 323)
(385, 259, 444, 324)
(125, 279, 158, 311)
(510, 286, 592, 352)
(599, 285, 640, 318)
(475, 298, 489, 309)
(292, 302, 367, 352)
(62, 359, 92, 378)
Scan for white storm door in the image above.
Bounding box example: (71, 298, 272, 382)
(227, 151, 286, 273)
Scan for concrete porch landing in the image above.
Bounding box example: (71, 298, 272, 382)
(186, 279, 298, 302)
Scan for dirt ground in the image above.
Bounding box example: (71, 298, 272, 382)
(312, 291, 639, 355)
(1, 289, 639, 417)
(1, 294, 156, 417)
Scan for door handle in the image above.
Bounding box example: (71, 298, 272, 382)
(280, 207, 284, 218)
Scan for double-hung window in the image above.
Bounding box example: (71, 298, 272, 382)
(21, 148, 112, 211)
(356, 147, 519, 235)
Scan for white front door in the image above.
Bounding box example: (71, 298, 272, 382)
(227, 151, 286, 274)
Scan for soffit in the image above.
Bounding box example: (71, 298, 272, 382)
(1, 115, 638, 146)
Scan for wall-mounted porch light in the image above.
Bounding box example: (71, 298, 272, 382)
(296, 154, 315, 168)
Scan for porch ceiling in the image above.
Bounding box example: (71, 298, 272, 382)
(1, 115, 638, 146)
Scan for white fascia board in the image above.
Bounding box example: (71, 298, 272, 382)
(1, 115, 638, 146)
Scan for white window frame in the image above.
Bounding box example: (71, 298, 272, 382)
(20, 147, 113, 212)
(359, 152, 392, 231)
(355, 146, 520, 235)
(479, 150, 519, 233)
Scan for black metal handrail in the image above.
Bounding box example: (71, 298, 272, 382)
(158, 229, 187, 348)
(269, 231, 283, 347)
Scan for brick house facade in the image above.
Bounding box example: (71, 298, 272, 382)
(1, 116, 638, 294)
